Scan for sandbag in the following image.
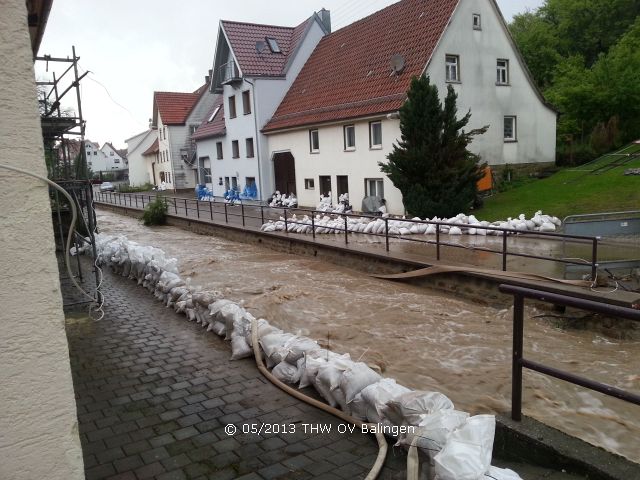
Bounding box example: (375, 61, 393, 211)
(484, 466, 522, 480)
(208, 320, 226, 336)
(230, 334, 253, 360)
(396, 409, 469, 452)
(272, 361, 302, 384)
(358, 378, 412, 423)
(340, 362, 382, 404)
(383, 390, 454, 426)
(434, 415, 495, 480)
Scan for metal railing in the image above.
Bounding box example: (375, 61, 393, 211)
(94, 191, 601, 278)
(499, 284, 640, 422)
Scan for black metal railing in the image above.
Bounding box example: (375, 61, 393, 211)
(94, 191, 601, 279)
(499, 284, 640, 421)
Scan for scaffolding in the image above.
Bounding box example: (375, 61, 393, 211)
(36, 47, 102, 309)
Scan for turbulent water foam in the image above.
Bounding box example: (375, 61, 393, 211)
(96, 209, 640, 463)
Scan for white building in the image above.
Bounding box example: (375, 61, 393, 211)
(263, 0, 557, 214)
(151, 80, 216, 191)
(84, 141, 126, 174)
(125, 129, 157, 186)
(195, 10, 331, 199)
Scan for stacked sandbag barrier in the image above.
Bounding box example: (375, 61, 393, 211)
(89, 233, 523, 480)
(261, 210, 562, 237)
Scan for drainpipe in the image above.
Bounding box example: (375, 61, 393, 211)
(244, 78, 263, 201)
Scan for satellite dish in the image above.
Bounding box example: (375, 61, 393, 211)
(256, 41, 267, 53)
(390, 54, 405, 74)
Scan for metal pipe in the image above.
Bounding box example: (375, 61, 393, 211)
(511, 294, 524, 421)
(224, 202, 228, 223)
(312, 214, 316, 240)
(241, 204, 245, 227)
(196, 199, 200, 218)
(209, 201, 213, 220)
(502, 231, 508, 271)
(436, 224, 440, 261)
(344, 216, 348, 244)
(284, 208, 288, 232)
(591, 237, 599, 281)
(385, 218, 389, 252)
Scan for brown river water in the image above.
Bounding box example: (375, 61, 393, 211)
(96, 209, 640, 463)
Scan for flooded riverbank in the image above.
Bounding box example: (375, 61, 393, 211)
(95, 209, 640, 463)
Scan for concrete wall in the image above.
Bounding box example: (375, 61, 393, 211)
(267, 118, 406, 214)
(0, 2, 84, 479)
(426, 0, 557, 166)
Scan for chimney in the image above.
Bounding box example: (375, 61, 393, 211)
(205, 69, 212, 85)
(318, 8, 331, 33)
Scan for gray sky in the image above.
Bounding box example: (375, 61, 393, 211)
(38, 0, 544, 149)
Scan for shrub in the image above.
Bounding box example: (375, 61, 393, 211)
(141, 197, 167, 226)
(118, 183, 154, 193)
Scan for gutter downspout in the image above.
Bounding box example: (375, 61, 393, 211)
(244, 78, 264, 202)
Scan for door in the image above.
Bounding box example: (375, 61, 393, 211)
(319, 176, 332, 197)
(336, 175, 349, 197)
(273, 151, 297, 195)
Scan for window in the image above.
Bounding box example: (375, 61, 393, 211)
(365, 178, 384, 198)
(228, 95, 236, 118)
(245, 138, 254, 158)
(231, 176, 238, 191)
(166, 172, 171, 183)
(304, 178, 315, 190)
(497, 59, 509, 85)
(93, 151, 97, 155)
(114, 158, 120, 163)
(203, 168, 212, 184)
(190, 124, 198, 134)
(216, 142, 223, 159)
(343, 125, 355, 150)
(232, 140, 239, 158)
(208, 105, 221, 122)
(224, 176, 230, 190)
(242, 90, 251, 115)
(473, 14, 481, 30)
(446, 55, 460, 82)
(504, 116, 517, 141)
(309, 129, 319, 153)
(88, 161, 92, 166)
(369, 121, 382, 148)
(266, 37, 281, 53)
(110, 151, 114, 156)
(246, 177, 256, 187)
(218, 177, 223, 185)
(163, 127, 166, 139)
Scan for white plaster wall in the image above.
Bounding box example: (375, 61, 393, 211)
(127, 130, 155, 186)
(267, 118, 406, 214)
(157, 115, 175, 187)
(425, 0, 556, 165)
(0, 2, 84, 479)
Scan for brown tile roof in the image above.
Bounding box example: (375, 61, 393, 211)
(192, 94, 225, 141)
(153, 83, 207, 125)
(263, 0, 459, 132)
(142, 138, 159, 156)
(221, 17, 311, 77)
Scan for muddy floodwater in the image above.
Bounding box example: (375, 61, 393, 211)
(96, 209, 640, 463)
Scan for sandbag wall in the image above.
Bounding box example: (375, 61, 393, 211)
(90, 233, 522, 480)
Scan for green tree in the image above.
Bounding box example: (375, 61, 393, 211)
(379, 76, 487, 218)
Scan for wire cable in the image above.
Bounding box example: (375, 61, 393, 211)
(0, 163, 104, 319)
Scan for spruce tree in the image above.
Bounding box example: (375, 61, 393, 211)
(379, 75, 487, 218)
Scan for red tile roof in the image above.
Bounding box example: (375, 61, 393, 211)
(192, 94, 225, 141)
(221, 18, 312, 77)
(153, 83, 207, 125)
(142, 138, 159, 156)
(263, 0, 459, 132)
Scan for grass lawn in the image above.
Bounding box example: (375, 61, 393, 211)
(474, 144, 640, 221)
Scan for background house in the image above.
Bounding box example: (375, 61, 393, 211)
(200, 10, 331, 200)
(151, 79, 215, 191)
(263, 0, 556, 214)
(126, 129, 156, 186)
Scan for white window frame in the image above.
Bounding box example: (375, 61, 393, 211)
(242, 90, 251, 115)
(228, 95, 236, 119)
(232, 140, 239, 158)
(245, 137, 254, 158)
(369, 121, 382, 149)
(445, 55, 460, 82)
(473, 14, 481, 30)
(497, 59, 509, 85)
(343, 124, 356, 151)
(504, 116, 517, 142)
(309, 129, 319, 153)
(304, 178, 315, 190)
(365, 178, 384, 198)
(216, 141, 223, 160)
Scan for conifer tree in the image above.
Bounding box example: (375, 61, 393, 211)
(379, 76, 487, 218)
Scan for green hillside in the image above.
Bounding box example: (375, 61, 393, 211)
(475, 144, 640, 221)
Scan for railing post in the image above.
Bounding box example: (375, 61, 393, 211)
(284, 208, 288, 232)
(241, 204, 245, 227)
(344, 216, 348, 244)
(142, 195, 145, 208)
(260, 205, 264, 226)
(512, 294, 525, 422)
(135, 195, 138, 208)
(385, 218, 389, 252)
(591, 237, 599, 281)
(224, 202, 228, 223)
(174, 198, 177, 214)
(184, 198, 188, 216)
(209, 201, 213, 220)
(311, 214, 316, 240)
(196, 199, 200, 218)
(436, 224, 440, 261)
(502, 230, 508, 272)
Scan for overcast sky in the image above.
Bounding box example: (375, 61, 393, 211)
(37, 0, 544, 149)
